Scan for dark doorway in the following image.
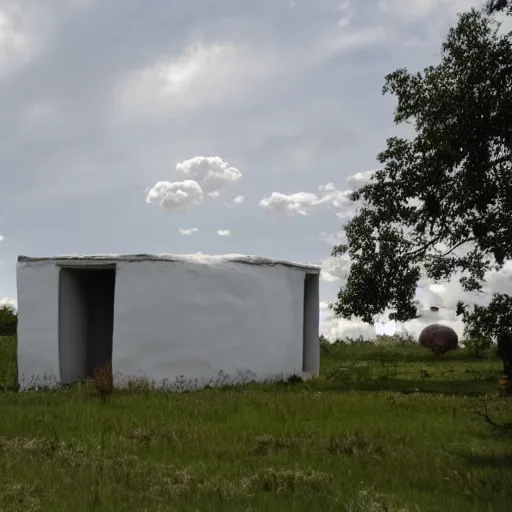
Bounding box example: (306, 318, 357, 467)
(58, 266, 116, 384)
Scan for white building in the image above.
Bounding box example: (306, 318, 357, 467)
(16, 254, 320, 390)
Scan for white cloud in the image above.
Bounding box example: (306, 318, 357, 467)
(115, 41, 274, 118)
(225, 194, 246, 207)
(179, 227, 199, 236)
(320, 255, 351, 283)
(0, 7, 32, 73)
(319, 230, 346, 246)
(259, 191, 321, 216)
(145, 179, 203, 211)
(375, 321, 397, 336)
(260, 182, 354, 217)
(176, 156, 241, 194)
(0, 234, 4, 242)
(217, 229, 231, 237)
(0, 297, 16, 311)
(260, 170, 377, 218)
(318, 182, 353, 209)
(347, 169, 377, 187)
(147, 156, 242, 212)
(320, 301, 378, 341)
(116, 42, 236, 113)
(0, 4, 54, 78)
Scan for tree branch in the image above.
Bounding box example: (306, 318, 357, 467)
(404, 235, 444, 258)
(440, 237, 477, 257)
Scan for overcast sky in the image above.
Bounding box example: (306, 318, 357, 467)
(1, 0, 511, 341)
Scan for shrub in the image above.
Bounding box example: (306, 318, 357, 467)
(463, 336, 494, 359)
(320, 335, 332, 355)
(344, 335, 373, 345)
(0, 305, 17, 336)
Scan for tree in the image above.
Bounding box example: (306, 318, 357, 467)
(0, 304, 17, 336)
(331, 7, 512, 393)
(486, 0, 511, 15)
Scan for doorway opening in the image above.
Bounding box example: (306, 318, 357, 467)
(302, 273, 320, 375)
(58, 266, 116, 384)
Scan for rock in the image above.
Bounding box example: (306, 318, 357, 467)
(418, 324, 459, 356)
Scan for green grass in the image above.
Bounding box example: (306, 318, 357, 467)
(0, 334, 510, 512)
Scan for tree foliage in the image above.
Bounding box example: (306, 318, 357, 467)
(0, 304, 17, 337)
(486, 0, 511, 15)
(332, 7, 512, 378)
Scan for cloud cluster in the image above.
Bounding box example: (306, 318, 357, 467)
(260, 170, 376, 217)
(146, 180, 203, 210)
(259, 191, 321, 216)
(217, 229, 231, 237)
(146, 156, 242, 211)
(176, 156, 241, 193)
(179, 227, 198, 236)
(320, 301, 379, 341)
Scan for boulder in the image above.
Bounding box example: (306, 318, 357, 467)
(419, 324, 459, 355)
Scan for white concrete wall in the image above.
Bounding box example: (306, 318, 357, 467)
(16, 261, 60, 388)
(112, 260, 307, 387)
(17, 257, 318, 389)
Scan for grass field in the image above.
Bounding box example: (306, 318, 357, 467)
(0, 334, 511, 512)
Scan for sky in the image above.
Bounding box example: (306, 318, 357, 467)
(1, 0, 511, 342)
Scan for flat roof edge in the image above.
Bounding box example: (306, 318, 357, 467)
(17, 254, 321, 273)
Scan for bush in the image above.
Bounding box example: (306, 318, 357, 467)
(0, 305, 17, 336)
(463, 336, 494, 359)
(320, 335, 332, 355)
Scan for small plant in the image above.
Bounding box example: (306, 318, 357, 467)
(242, 467, 332, 494)
(344, 335, 373, 345)
(419, 369, 431, 379)
(251, 435, 298, 456)
(342, 485, 421, 512)
(93, 361, 113, 402)
(327, 431, 386, 458)
(393, 330, 417, 346)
